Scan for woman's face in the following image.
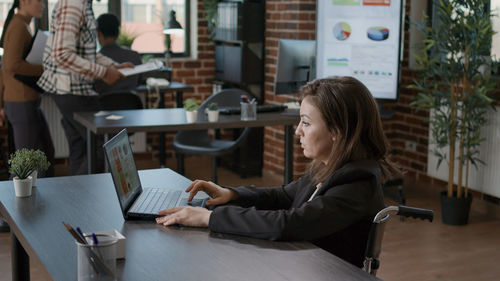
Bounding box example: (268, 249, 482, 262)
(20, 0, 45, 19)
(295, 96, 335, 164)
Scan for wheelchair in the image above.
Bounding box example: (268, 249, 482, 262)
(363, 205, 434, 276)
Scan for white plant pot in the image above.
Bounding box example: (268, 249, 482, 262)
(207, 110, 219, 122)
(30, 170, 38, 187)
(186, 110, 197, 123)
(13, 176, 33, 197)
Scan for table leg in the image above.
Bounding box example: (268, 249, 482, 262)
(284, 125, 294, 184)
(11, 233, 29, 281)
(176, 90, 183, 108)
(87, 129, 96, 174)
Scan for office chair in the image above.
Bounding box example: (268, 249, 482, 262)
(363, 205, 434, 276)
(98, 91, 144, 111)
(173, 89, 253, 184)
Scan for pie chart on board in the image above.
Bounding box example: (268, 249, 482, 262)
(367, 27, 390, 41)
(333, 22, 351, 41)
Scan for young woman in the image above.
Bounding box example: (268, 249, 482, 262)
(156, 76, 399, 267)
(0, 0, 55, 176)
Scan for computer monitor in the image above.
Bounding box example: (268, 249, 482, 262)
(274, 39, 316, 95)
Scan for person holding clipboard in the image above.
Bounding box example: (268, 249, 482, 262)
(0, 0, 55, 177)
(37, 0, 134, 175)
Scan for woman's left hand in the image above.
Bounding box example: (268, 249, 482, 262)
(156, 206, 212, 228)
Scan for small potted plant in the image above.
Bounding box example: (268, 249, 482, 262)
(29, 150, 51, 187)
(8, 149, 35, 197)
(207, 102, 219, 122)
(184, 98, 200, 123)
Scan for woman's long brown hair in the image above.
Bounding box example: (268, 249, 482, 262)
(301, 76, 400, 184)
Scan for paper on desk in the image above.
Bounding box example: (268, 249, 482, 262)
(118, 60, 163, 77)
(106, 115, 124, 120)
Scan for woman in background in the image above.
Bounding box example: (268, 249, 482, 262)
(0, 0, 55, 176)
(156, 76, 399, 267)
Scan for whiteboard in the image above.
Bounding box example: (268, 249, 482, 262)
(316, 0, 403, 100)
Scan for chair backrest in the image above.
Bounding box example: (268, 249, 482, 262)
(99, 91, 143, 111)
(196, 88, 251, 122)
(174, 88, 254, 154)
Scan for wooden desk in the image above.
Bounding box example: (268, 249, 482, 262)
(74, 108, 300, 184)
(0, 169, 378, 281)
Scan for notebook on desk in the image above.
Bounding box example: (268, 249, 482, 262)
(103, 129, 208, 221)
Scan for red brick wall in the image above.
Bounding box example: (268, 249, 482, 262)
(262, 0, 431, 181)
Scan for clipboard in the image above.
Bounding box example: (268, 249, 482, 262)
(13, 30, 49, 92)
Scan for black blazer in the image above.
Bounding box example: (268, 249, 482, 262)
(209, 159, 385, 267)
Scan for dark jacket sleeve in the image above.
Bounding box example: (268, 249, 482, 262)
(225, 175, 310, 210)
(209, 174, 381, 241)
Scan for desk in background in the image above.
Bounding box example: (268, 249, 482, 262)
(136, 81, 193, 109)
(136, 82, 194, 166)
(74, 108, 299, 184)
(0, 169, 379, 281)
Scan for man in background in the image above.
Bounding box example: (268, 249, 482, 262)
(94, 13, 142, 94)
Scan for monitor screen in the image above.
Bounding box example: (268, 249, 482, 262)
(315, 0, 403, 100)
(274, 39, 316, 95)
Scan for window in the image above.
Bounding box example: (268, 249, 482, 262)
(42, 0, 191, 57)
(491, 1, 500, 59)
(120, 0, 189, 56)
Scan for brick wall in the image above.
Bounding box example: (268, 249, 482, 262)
(262, 0, 431, 182)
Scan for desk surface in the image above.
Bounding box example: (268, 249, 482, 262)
(0, 169, 377, 281)
(135, 81, 194, 92)
(74, 108, 300, 134)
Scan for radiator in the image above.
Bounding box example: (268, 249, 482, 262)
(40, 95, 147, 159)
(427, 106, 500, 198)
(40, 95, 69, 158)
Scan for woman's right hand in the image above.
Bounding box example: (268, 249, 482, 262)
(186, 180, 238, 207)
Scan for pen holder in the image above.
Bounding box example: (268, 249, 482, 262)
(76, 234, 118, 281)
(240, 102, 257, 121)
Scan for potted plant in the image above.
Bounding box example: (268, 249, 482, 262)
(29, 150, 51, 187)
(8, 149, 34, 197)
(207, 102, 219, 122)
(410, 0, 496, 225)
(184, 98, 200, 123)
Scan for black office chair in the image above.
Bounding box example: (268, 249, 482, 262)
(363, 205, 434, 276)
(98, 91, 144, 111)
(173, 89, 253, 184)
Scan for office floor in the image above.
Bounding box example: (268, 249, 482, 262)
(0, 156, 499, 281)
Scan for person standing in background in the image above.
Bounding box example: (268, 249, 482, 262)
(37, 0, 133, 175)
(94, 13, 142, 94)
(0, 0, 55, 177)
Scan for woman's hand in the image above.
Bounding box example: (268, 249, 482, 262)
(186, 180, 238, 207)
(156, 206, 212, 227)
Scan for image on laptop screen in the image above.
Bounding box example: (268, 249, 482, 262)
(105, 132, 141, 210)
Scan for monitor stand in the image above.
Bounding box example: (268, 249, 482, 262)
(377, 99, 395, 119)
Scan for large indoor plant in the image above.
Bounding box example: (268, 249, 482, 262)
(410, 0, 497, 225)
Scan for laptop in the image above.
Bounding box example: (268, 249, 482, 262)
(103, 129, 208, 220)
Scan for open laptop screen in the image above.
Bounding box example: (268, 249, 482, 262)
(103, 129, 142, 212)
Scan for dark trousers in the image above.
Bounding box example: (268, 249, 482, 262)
(4, 99, 55, 177)
(51, 94, 102, 175)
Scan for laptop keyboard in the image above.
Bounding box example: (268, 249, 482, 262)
(131, 189, 183, 214)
